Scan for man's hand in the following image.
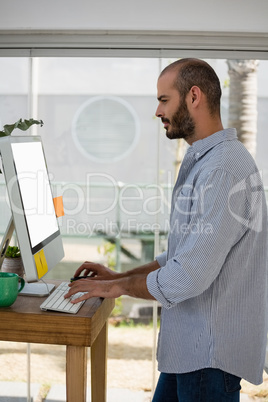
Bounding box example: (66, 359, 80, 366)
(65, 278, 123, 303)
(72, 261, 118, 281)
(66, 259, 160, 304)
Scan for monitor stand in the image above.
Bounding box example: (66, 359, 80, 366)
(0, 217, 55, 297)
(19, 282, 55, 297)
(0, 216, 15, 268)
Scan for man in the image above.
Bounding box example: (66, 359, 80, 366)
(66, 58, 268, 401)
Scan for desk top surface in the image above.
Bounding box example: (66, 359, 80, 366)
(0, 280, 114, 346)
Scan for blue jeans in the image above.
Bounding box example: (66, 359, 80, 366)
(152, 368, 241, 402)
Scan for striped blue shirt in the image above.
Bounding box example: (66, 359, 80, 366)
(147, 128, 268, 385)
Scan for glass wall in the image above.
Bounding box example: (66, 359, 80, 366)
(1, 56, 268, 399)
(1, 56, 268, 316)
(1, 57, 268, 272)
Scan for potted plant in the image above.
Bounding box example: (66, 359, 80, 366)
(1, 246, 24, 277)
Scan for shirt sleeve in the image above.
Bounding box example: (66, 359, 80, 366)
(147, 168, 251, 309)
(155, 251, 167, 267)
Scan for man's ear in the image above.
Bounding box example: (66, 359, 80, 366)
(188, 86, 202, 108)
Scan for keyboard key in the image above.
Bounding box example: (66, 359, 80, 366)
(40, 282, 86, 314)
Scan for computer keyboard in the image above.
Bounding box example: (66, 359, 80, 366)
(40, 282, 86, 314)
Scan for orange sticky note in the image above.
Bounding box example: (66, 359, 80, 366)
(53, 196, 64, 217)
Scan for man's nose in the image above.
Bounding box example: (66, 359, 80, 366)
(155, 104, 163, 118)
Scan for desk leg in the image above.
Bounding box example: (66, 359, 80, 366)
(91, 321, 108, 402)
(66, 345, 87, 402)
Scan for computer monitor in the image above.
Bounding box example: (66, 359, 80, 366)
(0, 135, 64, 287)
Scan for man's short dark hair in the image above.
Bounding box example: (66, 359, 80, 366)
(160, 58, 222, 116)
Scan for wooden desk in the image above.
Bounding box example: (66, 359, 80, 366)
(0, 281, 115, 402)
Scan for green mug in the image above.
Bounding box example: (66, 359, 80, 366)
(0, 272, 25, 307)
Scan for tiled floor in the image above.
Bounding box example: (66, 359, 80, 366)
(0, 382, 260, 402)
(0, 382, 151, 402)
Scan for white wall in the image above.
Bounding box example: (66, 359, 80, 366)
(0, 0, 268, 33)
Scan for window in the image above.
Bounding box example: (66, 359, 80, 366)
(72, 95, 140, 163)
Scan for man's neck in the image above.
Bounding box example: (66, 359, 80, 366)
(186, 120, 224, 146)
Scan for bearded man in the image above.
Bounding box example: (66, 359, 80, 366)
(67, 58, 268, 402)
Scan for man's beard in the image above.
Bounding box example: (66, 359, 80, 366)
(163, 100, 195, 141)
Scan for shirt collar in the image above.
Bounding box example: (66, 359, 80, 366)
(187, 128, 238, 161)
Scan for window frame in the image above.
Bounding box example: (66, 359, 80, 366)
(0, 30, 268, 59)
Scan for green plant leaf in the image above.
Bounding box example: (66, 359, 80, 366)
(0, 118, 43, 137)
(0, 118, 44, 173)
(5, 246, 21, 258)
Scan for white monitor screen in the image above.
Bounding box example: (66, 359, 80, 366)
(11, 142, 59, 251)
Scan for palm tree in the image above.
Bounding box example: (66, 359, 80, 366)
(227, 60, 259, 158)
